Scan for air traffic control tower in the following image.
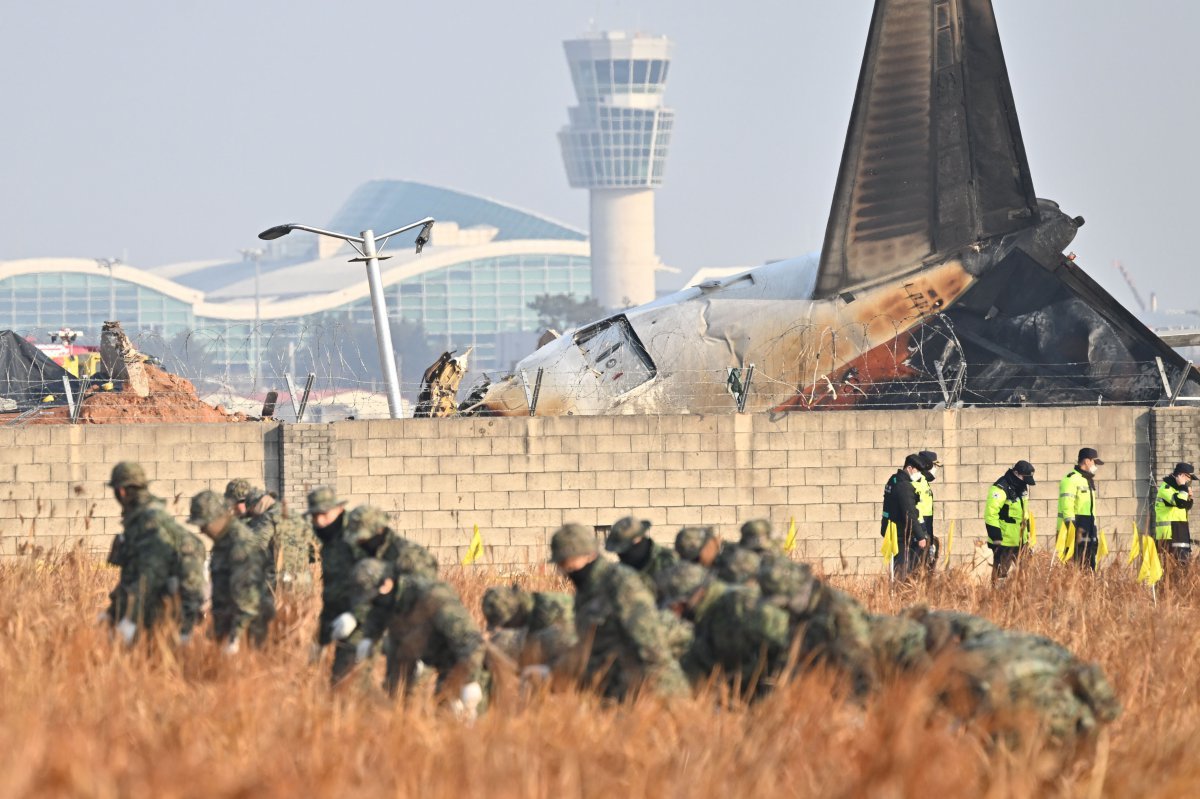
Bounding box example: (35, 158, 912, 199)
(559, 32, 674, 308)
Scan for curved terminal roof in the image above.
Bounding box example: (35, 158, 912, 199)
(154, 179, 587, 294)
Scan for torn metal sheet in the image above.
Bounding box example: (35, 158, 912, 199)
(466, 0, 1196, 416)
(415, 348, 472, 418)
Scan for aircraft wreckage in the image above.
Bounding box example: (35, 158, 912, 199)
(454, 0, 1197, 417)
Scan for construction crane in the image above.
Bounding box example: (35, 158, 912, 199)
(1114, 260, 1148, 312)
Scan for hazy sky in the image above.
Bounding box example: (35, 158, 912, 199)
(3, 1, 1198, 309)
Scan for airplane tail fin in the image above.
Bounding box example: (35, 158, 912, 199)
(814, 0, 1039, 299)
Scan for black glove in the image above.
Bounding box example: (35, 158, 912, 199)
(986, 524, 1002, 546)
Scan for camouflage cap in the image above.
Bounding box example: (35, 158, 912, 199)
(245, 487, 275, 508)
(345, 505, 389, 543)
(548, 523, 598, 563)
(107, 461, 148, 488)
(739, 518, 774, 551)
(188, 489, 230, 527)
(606, 515, 652, 554)
(656, 561, 711, 606)
(306, 485, 346, 516)
(224, 478, 254, 503)
(675, 526, 716, 562)
(482, 585, 533, 629)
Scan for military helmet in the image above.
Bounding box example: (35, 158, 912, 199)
(224, 478, 254, 503)
(245, 487, 275, 509)
(482, 585, 533, 629)
(715, 546, 762, 584)
(306, 485, 346, 516)
(656, 562, 711, 606)
(345, 505, 389, 543)
(758, 558, 816, 603)
(675, 526, 716, 562)
(188, 489, 230, 527)
(739, 518, 773, 552)
(107, 461, 148, 489)
(606, 515, 652, 554)
(548, 523, 598, 563)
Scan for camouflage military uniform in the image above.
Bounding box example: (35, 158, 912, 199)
(757, 557, 877, 696)
(675, 526, 719, 565)
(346, 506, 440, 645)
(948, 630, 1120, 748)
(105, 462, 206, 640)
(374, 570, 488, 700)
(660, 563, 791, 697)
(899, 606, 999, 656)
(247, 490, 314, 589)
(481, 587, 579, 667)
(713, 545, 763, 584)
(865, 613, 931, 674)
(605, 516, 679, 600)
(306, 487, 359, 682)
(190, 490, 275, 647)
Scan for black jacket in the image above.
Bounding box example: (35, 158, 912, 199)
(881, 470, 927, 543)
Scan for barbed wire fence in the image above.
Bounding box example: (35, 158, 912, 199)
(2, 312, 1199, 425)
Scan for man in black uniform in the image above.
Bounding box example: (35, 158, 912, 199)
(880, 454, 931, 580)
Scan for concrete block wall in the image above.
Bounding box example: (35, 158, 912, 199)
(0, 406, 1179, 572)
(1151, 408, 1200, 481)
(0, 423, 279, 556)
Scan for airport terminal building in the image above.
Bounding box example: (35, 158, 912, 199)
(0, 180, 592, 384)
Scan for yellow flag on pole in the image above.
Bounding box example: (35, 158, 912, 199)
(1055, 520, 1072, 562)
(1127, 524, 1143, 565)
(881, 521, 899, 563)
(1138, 535, 1164, 586)
(1097, 528, 1110, 560)
(461, 524, 485, 566)
(944, 520, 954, 561)
(784, 517, 798, 554)
(1027, 514, 1038, 549)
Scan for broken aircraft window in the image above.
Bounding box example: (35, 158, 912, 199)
(573, 315, 657, 396)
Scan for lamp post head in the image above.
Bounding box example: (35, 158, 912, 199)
(414, 220, 434, 254)
(258, 224, 295, 241)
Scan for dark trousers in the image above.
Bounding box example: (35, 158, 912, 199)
(893, 538, 926, 580)
(991, 545, 1020, 582)
(1071, 516, 1098, 571)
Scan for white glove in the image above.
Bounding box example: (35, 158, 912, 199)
(521, 664, 551, 682)
(330, 612, 357, 641)
(355, 638, 374, 663)
(115, 618, 137, 646)
(223, 637, 241, 656)
(95, 610, 110, 626)
(458, 681, 483, 721)
(179, 632, 192, 647)
(413, 660, 427, 681)
(308, 643, 324, 665)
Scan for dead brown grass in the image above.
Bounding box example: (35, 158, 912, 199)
(1, 548, 1197, 798)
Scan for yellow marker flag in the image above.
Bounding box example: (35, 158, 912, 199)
(1055, 520, 1070, 562)
(1138, 535, 1164, 586)
(881, 520, 899, 563)
(944, 520, 954, 561)
(461, 524, 485, 566)
(1064, 522, 1076, 562)
(1128, 523, 1142, 565)
(1097, 528, 1110, 560)
(784, 517, 798, 554)
(1027, 515, 1038, 549)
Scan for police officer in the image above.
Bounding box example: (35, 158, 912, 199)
(1155, 462, 1196, 567)
(1058, 448, 1103, 570)
(881, 454, 931, 579)
(986, 460, 1036, 582)
(914, 450, 941, 571)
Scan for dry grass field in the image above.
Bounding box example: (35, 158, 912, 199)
(2, 546, 1198, 799)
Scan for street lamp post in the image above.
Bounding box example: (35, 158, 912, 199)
(95, 257, 122, 321)
(238, 248, 265, 390)
(257, 217, 434, 419)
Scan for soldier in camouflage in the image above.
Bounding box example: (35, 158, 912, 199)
(713, 519, 777, 584)
(658, 562, 791, 698)
(224, 479, 255, 518)
(482, 584, 579, 668)
(305, 486, 357, 682)
(246, 487, 314, 590)
(946, 630, 1120, 749)
(189, 489, 275, 651)
(104, 461, 206, 646)
(756, 557, 878, 696)
(675, 526, 721, 567)
(605, 516, 678, 600)
(549, 523, 690, 701)
(352, 557, 487, 718)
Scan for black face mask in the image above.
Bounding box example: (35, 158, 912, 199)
(619, 537, 654, 570)
(360, 531, 388, 556)
(565, 557, 599, 588)
(315, 513, 344, 537)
